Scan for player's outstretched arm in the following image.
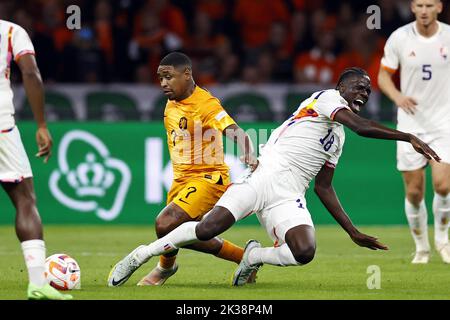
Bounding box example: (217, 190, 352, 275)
(224, 124, 259, 171)
(334, 108, 440, 162)
(17, 54, 52, 163)
(314, 164, 389, 250)
(378, 67, 418, 115)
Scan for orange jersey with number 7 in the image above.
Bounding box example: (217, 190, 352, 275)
(164, 85, 236, 217)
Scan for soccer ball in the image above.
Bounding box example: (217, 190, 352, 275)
(45, 253, 81, 290)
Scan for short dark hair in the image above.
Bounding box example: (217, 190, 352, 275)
(159, 52, 192, 69)
(336, 67, 370, 88)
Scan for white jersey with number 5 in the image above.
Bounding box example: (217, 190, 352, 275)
(381, 21, 450, 133)
(258, 89, 349, 194)
(0, 20, 35, 131)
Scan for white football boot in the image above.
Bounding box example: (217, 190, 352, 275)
(436, 243, 450, 264)
(411, 251, 430, 264)
(231, 240, 262, 286)
(108, 245, 148, 287)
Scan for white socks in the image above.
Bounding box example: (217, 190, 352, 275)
(135, 221, 199, 263)
(405, 199, 430, 252)
(247, 244, 300, 266)
(433, 192, 450, 248)
(134, 221, 302, 267)
(404, 194, 450, 252)
(21, 239, 46, 287)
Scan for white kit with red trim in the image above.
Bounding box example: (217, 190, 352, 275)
(0, 20, 35, 183)
(215, 89, 350, 244)
(381, 21, 450, 133)
(0, 19, 35, 131)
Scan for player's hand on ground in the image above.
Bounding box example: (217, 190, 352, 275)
(394, 95, 417, 115)
(240, 154, 259, 172)
(409, 134, 441, 162)
(350, 231, 389, 250)
(35, 127, 53, 163)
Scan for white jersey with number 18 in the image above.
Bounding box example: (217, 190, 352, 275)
(258, 89, 349, 194)
(381, 21, 450, 133)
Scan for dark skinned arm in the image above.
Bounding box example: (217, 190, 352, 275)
(314, 164, 389, 250)
(223, 124, 258, 171)
(334, 108, 440, 162)
(16, 54, 52, 163)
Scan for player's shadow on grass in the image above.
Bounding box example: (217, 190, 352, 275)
(159, 282, 283, 290)
(156, 283, 236, 290)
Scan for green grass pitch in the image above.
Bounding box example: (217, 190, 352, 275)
(0, 225, 449, 300)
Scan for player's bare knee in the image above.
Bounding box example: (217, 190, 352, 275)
(154, 218, 168, 238)
(406, 189, 424, 205)
(292, 245, 315, 265)
(155, 216, 179, 238)
(155, 204, 194, 237)
(433, 181, 449, 197)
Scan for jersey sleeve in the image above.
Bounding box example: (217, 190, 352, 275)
(314, 91, 351, 121)
(12, 25, 35, 62)
(204, 98, 236, 132)
(380, 31, 399, 73)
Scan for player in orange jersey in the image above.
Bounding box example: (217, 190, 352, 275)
(108, 52, 258, 287)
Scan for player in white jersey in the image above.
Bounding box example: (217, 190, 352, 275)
(378, 0, 450, 264)
(108, 67, 439, 287)
(0, 20, 71, 300)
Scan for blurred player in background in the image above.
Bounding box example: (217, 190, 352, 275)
(0, 20, 72, 300)
(378, 0, 450, 264)
(108, 68, 440, 286)
(108, 52, 258, 287)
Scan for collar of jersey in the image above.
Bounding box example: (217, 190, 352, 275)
(413, 21, 442, 42)
(177, 85, 201, 105)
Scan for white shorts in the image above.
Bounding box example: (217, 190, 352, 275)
(397, 130, 450, 171)
(216, 165, 314, 246)
(0, 126, 33, 183)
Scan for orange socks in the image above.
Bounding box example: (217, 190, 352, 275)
(160, 240, 244, 267)
(159, 255, 177, 270)
(216, 240, 244, 264)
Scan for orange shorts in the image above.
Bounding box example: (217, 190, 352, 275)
(168, 172, 230, 219)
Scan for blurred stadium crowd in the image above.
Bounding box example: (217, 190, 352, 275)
(2, 0, 450, 87)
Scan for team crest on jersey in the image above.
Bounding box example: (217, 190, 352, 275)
(171, 117, 190, 146)
(440, 46, 448, 60)
(179, 117, 188, 130)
